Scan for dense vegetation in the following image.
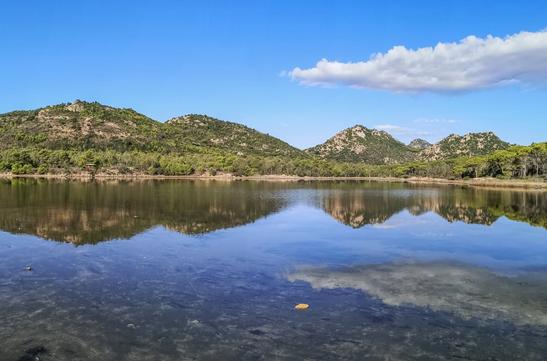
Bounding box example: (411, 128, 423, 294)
(389, 143, 546, 179)
(166, 114, 303, 157)
(0, 101, 545, 180)
(0, 143, 545, 180)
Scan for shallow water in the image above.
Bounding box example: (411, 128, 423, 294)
(0, 179, 546, 360)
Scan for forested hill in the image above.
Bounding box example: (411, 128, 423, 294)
(165, 114, 303, 157)
(0, 100, 513, 162)
(0, 101, 160, 151)
(0, 100, 544, 181)
(0, 100, 304, 158)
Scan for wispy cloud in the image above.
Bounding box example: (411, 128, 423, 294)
(413, 118, 458, 124)
(374, 124, 431, 138)
(289, 29, 547, 93)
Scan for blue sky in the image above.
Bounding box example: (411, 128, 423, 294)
(1, 1, 546, 148)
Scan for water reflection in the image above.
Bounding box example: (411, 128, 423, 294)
(0, 179, 544, 244)
(0, 179, 287, 244)
(1, 179, 546, 360)
(317, 183, 546, 228)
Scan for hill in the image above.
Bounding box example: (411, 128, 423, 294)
(419, 132, 511, 160)
(305, 125, 417, 164)
(0, 101, 542, 181)
(307, 126, 511, 164)
(165, 114, 303, 157)
(408, 138, 432, 150)
(0, 100, 304, 158)
(0, 101, 161, 151)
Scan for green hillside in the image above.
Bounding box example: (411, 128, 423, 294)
(0, 101, 162, 151)
(165, 114, 303, 157)
(0, 101, 304, 158)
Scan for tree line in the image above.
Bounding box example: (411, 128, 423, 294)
(0, 143, 545, 180)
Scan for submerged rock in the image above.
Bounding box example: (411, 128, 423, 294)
(17, 345, 47, 361)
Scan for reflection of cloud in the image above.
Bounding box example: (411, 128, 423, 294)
(288, 262, 547, 326)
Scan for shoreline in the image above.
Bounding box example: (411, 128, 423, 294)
(0, 173, 545, 190)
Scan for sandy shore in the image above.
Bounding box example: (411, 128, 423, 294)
(0, 172, 545, 190)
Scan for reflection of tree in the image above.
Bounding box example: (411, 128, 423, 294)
(316, 182, 546, 228)
(0, 179, 287, 244)
(0, 180, 544, 244)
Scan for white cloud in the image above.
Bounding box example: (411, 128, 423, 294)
(289, 29, 547, 92)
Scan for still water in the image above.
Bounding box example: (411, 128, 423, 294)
(0, 179, 546, 361)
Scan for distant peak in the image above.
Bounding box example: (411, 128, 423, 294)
(65, 100, 86, 112)
(408, 138, 432, 150)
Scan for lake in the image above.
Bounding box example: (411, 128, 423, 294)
(0, 179, 546, 361)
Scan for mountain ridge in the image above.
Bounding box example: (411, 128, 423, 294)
(0, 100, 520, 166)
(307, 124, 512, 164)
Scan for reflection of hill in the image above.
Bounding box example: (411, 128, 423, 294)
(0, 180, 544, 244)
(316, 182, 546, 228)
(0, 179, 287, 244)
(317, 187, 404, 228)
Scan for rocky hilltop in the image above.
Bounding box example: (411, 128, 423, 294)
(305, 125, 417, 164)
(408, 138, 432, 150)
(419, 132, 510, 160)
(308, 125, 511, 164)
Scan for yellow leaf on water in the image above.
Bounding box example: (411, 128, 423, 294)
(294, 303, 309, 310)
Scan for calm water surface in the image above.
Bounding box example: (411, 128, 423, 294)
(0, 179, 546, 360)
